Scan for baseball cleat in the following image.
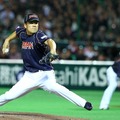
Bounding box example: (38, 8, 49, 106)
(84, 102, 93, 111)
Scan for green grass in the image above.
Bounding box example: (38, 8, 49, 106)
(0, 87, 120, 120)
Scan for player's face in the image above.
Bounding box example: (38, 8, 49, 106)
(24, 21, 39, 35)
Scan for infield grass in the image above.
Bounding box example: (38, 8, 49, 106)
(0, 87, 119, 120)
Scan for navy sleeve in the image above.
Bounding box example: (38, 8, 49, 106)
(16, 26, 25, 38)
(36, 30, 50, 43)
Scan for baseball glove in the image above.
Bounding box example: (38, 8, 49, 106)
(39, 52, 59, 64)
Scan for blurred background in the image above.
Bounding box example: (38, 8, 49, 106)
(0, 0, 120, 61)
(0, 2, 120, 118)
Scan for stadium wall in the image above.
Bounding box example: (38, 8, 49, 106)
(0, 59, 117, 89)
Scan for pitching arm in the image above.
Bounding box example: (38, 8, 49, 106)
(2, 31, 17, 54)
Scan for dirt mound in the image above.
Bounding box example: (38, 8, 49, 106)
(0, 112, 88, 120)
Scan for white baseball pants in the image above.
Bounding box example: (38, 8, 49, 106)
(99, 66, 118, 109)
(0, 70, 86, 108)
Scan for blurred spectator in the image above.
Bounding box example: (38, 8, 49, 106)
(97, 53, 107, 61)
(0, 0, 5, 12)
(93, 26, 107, 42)
(76, 47, 86, 60)
(0, 5, 15, 30)
(67, 39, 79, 54)
(83, 42, 98, 60)
(60, 48, 76, 60)
(9, 43, 21, 59)
(42, 4, 51, 17)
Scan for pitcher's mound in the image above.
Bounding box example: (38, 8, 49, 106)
(0, 112, 88, 120)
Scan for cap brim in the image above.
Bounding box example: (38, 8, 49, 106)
(28, 18, 39, 22)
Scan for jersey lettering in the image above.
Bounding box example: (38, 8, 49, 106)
(22, 42, 33, 49)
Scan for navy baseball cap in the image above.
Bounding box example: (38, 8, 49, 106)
(24, 13, 39, 23)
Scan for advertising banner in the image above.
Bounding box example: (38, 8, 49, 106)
(0, 59, 114, 89)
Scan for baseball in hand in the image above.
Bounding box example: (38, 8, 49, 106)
(4, 48, 9, 53)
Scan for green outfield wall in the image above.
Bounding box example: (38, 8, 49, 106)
(0, 59, 115, 89)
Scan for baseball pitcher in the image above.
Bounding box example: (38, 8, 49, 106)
(1, 13, 92, 111)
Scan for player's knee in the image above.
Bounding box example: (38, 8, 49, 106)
(112, 82, 117, 89)
(109, 82, 117, 90)
(43, 85, 53, 91)
(42, 82, 56, 92)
